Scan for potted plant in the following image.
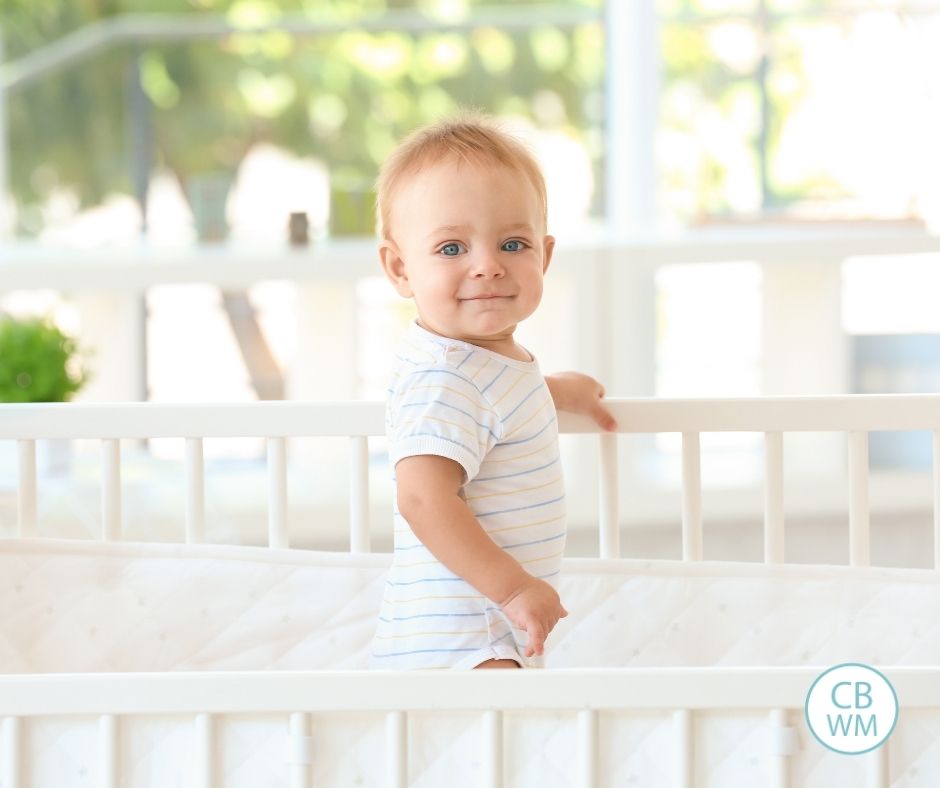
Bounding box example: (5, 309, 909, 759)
(0, 316, 90, 473)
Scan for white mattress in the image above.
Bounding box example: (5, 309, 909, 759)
(2, 538, 939, 786)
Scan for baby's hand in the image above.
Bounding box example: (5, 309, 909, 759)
(547, 371, 617, 431)
(499, 577, 568, 658)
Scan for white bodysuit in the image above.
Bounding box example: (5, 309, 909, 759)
(370, 320, 567, 670)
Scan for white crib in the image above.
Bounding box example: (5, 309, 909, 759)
(2, 396, 940, 787)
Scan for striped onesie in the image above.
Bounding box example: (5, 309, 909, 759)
(370, 319, 567, 670)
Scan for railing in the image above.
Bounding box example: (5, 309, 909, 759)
(1, 667, 937, 788)
(4, 395, 940, 567)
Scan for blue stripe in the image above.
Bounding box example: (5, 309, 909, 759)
(394, 354, 426, 366)
(385, 575, 464, 586)
(500, 384, 544, 423)
(456, 350, 474, 369)
(495, 417, 555, 447)
(372, 631, 514, 659)
(500, 531, 566, 550)
(399, 399, 498, 441)
(481, 366, 507, 393)
(380, 612, 485, 622)
(475, 495, 565, 519)
(401, 367, 479, 387)
(474, 455, 559, 482)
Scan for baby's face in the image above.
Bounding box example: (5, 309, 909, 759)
(379, 159, 554, 349)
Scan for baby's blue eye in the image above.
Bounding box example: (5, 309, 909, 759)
(440, 243, 462, 256)
(502, 240, 526, 252)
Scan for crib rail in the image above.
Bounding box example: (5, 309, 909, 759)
(2, 667, 936, 788)
(3, 395, 940, 567)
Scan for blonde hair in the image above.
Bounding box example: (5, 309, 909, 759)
(374, 110, 548, 241)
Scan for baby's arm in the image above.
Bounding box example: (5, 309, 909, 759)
(396, 454, 567, 657)
(545, 371, 618, 431)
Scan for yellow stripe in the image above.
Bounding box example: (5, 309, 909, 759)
(519, 550, 564, 565)
(383, 594, 482, 605)
(491, 370, 527, 406)
(482, 437, 557, 464)
(486, 514, 566, 535)
(502, 397, 552, 440)
(398, 414, 475, 441)
(406, 383, 498, 416)
(469, 356, 492, 382)
(374, 629, 488, 640)
(465, 476, 563, 502)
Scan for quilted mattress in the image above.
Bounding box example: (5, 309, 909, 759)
(2, 538, 939, 786)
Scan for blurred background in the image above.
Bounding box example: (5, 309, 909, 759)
(2, 0, 940, 562)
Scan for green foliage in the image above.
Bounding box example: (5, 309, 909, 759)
(0, 317, 89, 402)
(4, 0, 604, 236)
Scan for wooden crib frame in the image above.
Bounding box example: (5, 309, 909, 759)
(2, 395, 940, 787)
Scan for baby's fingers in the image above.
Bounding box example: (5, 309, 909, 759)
(526, 622, 547, 657)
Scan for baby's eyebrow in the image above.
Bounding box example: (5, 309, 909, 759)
(426, 222, 534, 239)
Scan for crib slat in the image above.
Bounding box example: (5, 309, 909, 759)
(933, 431, 940, 570)
(482, 710, 502, 788)
(386, 711, 407, 788)
(578, 709, 598, 788)
(17, 440, 37, 538)
(767, 708, 792, 788)
(185, 438, 206, 544)
(2, 716, 21, 788)
(101, 439, 122, 541)
(267, 437, 289, 549)
(99, 715, 118, 788)
(868, 740, 889, 788)
(848, 431, 870, 567)
(195, 713, 214, 788)
(764, 432, 785, 564)
(349, 436, 371, 553)
(289, 712, 312, 788)
(681, 433, 703, 561)
(598, 433, 620, 558)
(674, 708, 693, 788)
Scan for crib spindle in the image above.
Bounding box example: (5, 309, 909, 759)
(2, 716, 22, 788)
(99, 714, 118, 788)
(848, 431, 871, 567)
(598, 433, 620, 558)
(674, 708, 693, 788)
(195, 713, 214, 788)
(482, 710, 503, 788)
(681, 433, 703, 561)
(101, 439, 122, 541)
(289, 712, 313, 788)
(933, 431, 940, 570)
(185, 438, 206, 544)
(16, 440, 37, 538)
(386, 711, 407, 788)
(764, 432, 785, 564)
(349, 436, 371, 553)
(868, 740, 889, 788)
(578, 709, 598, 788)
(767, 708, 796, 788)
(267, 437, 289, 549)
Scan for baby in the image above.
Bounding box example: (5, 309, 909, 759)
(370, 111, 616, 671)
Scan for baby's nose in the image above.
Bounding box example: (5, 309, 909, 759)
(470, 254, 505, 276)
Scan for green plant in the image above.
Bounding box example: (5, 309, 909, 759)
(0, 317, 89, 403)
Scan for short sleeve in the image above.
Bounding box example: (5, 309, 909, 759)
(388, 364, 502, 483)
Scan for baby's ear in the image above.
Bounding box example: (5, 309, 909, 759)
(378, 240, 414, 298)
(541, 234, 556, 274)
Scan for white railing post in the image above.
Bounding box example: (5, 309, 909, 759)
(682, 433, 703, 561)
(16, 440, 37, 538)
(386, 711, 407, 788)
(289, 712, 312, 788)
(2, 716, 21, 788)
(195, 713, 213, 788)
(674, 708, 693, 788)
(933, 430, 940, 570)
(99, 715, 118, 788)
(101, 438, 121, 541)
(267, 437, 288, 549)
(598, 432, 620, 558)
(185, 437, 206, 544)
(764, 431, 785, 563)
(482, 710, 503, 788)
(578, 709, 598, 788)
(848, 431, 870, 567)
(349, 435, 370, 553)
(767, 708, 796, 788)
(868, 741, 889, 788)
